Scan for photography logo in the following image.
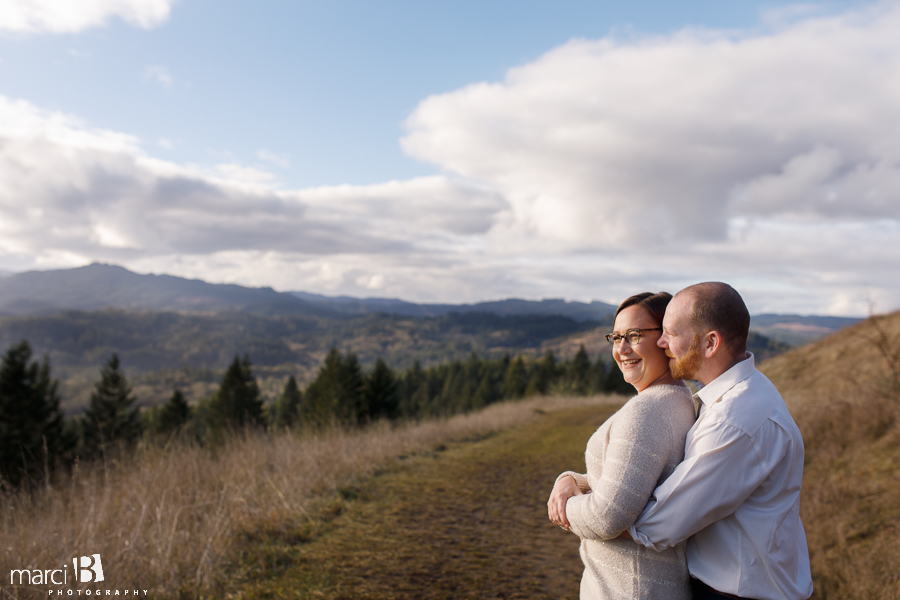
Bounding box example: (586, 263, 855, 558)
(9, 554, 103, 585)
(74, 554, 104, 583)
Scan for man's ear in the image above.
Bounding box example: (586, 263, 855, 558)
(703, 331, 722, 358)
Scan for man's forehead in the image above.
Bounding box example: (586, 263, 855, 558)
(664, 294, 693, 325)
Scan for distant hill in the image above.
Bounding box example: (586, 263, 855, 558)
(291, 291, 617, 322)
(0, 265, 862, 346)
(750, 313, 862, 346)
(0, 308, 601, 412)
(0, 263, 617, 322)
(0, 263, 331, 317)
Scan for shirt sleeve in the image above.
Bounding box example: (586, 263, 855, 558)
(565, 403, 675, 541)
(629, 420, 780, 551)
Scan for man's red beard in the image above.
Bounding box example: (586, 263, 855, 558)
(669, 334, 702, 380)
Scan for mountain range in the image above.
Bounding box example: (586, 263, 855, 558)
(0, 263, 864, 411)
(0, 263, 617, 322)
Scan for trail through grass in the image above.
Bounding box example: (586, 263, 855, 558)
(225, 403, 618, 599)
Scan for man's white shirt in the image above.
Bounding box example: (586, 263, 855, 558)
(629, 354, 813, 600)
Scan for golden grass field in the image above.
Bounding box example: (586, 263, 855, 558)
(1, 311, 898, 599)
(0, 395, 619, 598)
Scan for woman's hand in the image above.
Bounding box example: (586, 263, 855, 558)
(547, 475, 583, 530)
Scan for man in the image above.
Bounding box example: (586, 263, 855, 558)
(627, 282, 813, 600)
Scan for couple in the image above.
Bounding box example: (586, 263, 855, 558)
(547, 282, 813, 600)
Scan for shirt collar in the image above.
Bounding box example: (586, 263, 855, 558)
(695, 352, 756, 408)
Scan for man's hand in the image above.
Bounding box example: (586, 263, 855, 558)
(547, 475, 582, 530)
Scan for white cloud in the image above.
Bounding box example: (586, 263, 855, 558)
(0, 0, 177, 34)
(2, 3, 900, 315)
(256, 149, 291, 169)
(144, 65, 174, 89)
(0, 94, 506, 297)
(404, 2, 900, 243)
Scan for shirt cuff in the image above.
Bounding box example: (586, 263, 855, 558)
(629, 524, 666, 552)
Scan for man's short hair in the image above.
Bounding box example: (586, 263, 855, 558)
(681, 282, 750, 353)
(615, 291, 673, 326)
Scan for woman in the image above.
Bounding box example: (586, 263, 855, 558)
(547, 292, 695, 600)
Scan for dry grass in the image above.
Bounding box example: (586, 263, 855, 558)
(760, 311, 900, 600)
(6, 308, 898, 600)
(0, 394, 620, 598)
(228, 401, 621, 599)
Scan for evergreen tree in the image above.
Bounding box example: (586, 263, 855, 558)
(157, 389, 191, 434)
(502, 355, 529, 399)
(0, 341, 70, 487)
(604, 359, 634, 396)
(302, 348, 365, 425)
(473, 372, 498, 409)
(399, 360, 425, 418)
(590, 356, 608, 394)
(340, 352, 366, 423)
(569, 345, 592, 395)
(272, 376, 303, 429)
(525, 350, 558, 396)
(364, 359, 399, 420)
(82, 354, 142, 455)
(209, 355, 264, 429)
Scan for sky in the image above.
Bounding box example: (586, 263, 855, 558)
(0, 0, 897, 316)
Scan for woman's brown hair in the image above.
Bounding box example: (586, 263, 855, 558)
(614, 291, 673, 326)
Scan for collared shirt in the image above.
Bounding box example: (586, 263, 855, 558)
(629, 354, 813, 600)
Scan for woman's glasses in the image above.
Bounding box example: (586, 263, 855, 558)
(604, 328, 662, 347)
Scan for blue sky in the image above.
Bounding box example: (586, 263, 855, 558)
(0, 0, 897, 315)
(3, 0, 846, 187)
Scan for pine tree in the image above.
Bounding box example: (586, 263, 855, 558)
(525, 350, 558, 396)
(590, 356, 608, 394)
(364, 359, 399, 420)
(502, 356, 529, 399)
(605, 359, 634, 396)
(157, 389, 191, 434)
(569, 345, 592, 395)
(209, 355, 264, 429)
(82, 354, 142, 455)
(302, 348, 365, 426)
(0, 341, 71, 487)
(399, 360, 425, 417)
(272, 376, 303, 429)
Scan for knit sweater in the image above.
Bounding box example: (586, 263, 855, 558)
(561, 384, 695, 600)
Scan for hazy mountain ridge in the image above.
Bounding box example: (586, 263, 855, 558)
(0, 263, 333, 317)
(750, 313, 862, 346)
(0, 263, 860, 412)
(291, 291, 617, 322)
(0, 263, 619, 322)
(0, 265, 862, 343)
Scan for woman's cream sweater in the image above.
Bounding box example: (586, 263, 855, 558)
(561, 384, 695, 600)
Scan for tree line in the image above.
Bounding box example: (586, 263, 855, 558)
(0, 340, 631, 489)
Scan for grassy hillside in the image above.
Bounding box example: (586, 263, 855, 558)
(759, 311, 900, 599)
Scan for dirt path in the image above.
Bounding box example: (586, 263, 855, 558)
(230, 403, 618, 599)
